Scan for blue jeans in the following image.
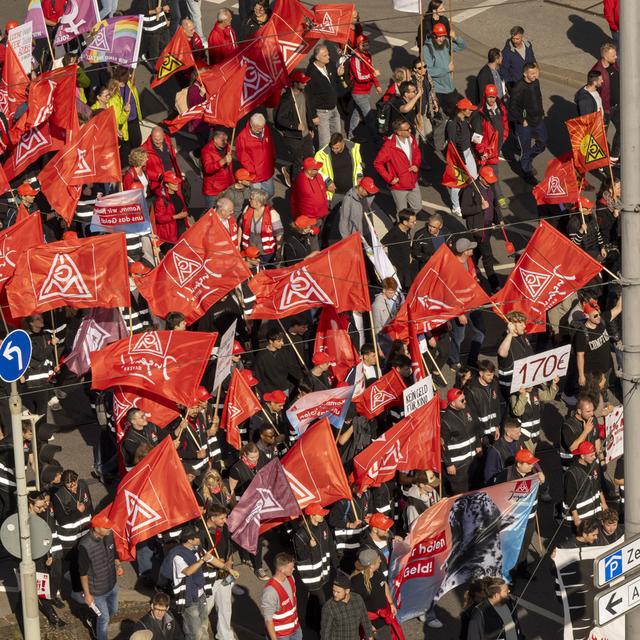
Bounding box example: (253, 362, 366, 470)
(185, 0, 204, 38)
(254, 178, 274, 199)
(274, 627, 303, 640)
(449, 310, 485, 367)
(204, 194, 219, 209)
(450, 149, 477, 211)
(349, 93, 374, 138)
(93, 585, 118, 640)
(182, 595, 209, 640)
(515, 121, 547, 175)
(99, 0, 118, 18)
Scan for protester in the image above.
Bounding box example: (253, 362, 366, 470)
(466, 577, 525, 640)
(321, 572, 374, 640)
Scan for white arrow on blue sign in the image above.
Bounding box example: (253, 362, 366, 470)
(0, 330, 32, 383)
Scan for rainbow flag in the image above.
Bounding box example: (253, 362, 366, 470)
(80, 15, 143, 68)
(25, 0, 47, 40)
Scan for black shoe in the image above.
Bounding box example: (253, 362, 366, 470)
(539, 488, 553, 503)
(523, 173, 538, 185)
(51, 596, 65, 609)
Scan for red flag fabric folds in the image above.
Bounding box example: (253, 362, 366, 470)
(441, 142, 471, 188)
(353, 368, 405, 420)
(249, 234, 370, 319)
(227, 458, 302, 554)
(90, 330, 217, 408)
(491, 220, 603, 331)
(532, 154, 580, 206)
(308, 4, 355, 44)
(0, 206, 42, 292)
(220, 368, 262, 450)
(0, 43, 29, 123)
(150, 28, 196, 88)
(6, 234, 129, 316)
(135, 211, 251, 324)
(314, 307, 361, 383)
(353, 396, 441, 492)
(96, 437, 201, 560)
(566, 111, 610, 174)
(112, 386, 180, 435)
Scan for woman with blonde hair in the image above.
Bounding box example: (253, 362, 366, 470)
(197, 469, 232, 512)
(123, 147, 149, 194)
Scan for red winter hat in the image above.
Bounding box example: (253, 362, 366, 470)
(447, 388, 464, 404)
(294, 215, 317, 229)
(305, 503, 330, 516)
(582, 299, 600, 314)
(239, 369, 259, 387)
(312, 352, 333, 365)
(572, 441, 595, 456)
(367, 512, 394, 530)
(484, 84, 498, 98)
(263, 390, 287, 404)
(232, 340, 245, 355)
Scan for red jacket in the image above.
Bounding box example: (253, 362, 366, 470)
(474, 99, 509, 167)
(235, 123, 276, 183)
(201, 140, 234, 196)
(42, 0, 66, 23)
(374, 134, 421, 191)
(153, 188, 189, 243)
(290, 172, 329, 220)
(207, 24, 237, 65)
(122, 166, 148, 192)
(349, 52, 380, 95)
(603, 0, 619, 32)
(142, 133, 181, 197)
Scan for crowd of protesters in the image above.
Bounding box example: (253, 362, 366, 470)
(0, 0, 626, 638)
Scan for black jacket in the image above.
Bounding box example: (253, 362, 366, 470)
(445, 116, 473, 153)
(460, 181, 503, 232)
(574, 86, 599, 116)
(305, 61, 340, 111)
(466, 597, 526, 640)
(508, 78, 544, 125)
(476, 64, 503, 102)
(274, 89, 315, 139)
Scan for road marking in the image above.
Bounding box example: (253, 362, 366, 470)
(374, 34, 409, 48)
(516, 597, 564, 624)
(455, 0, 512, 22)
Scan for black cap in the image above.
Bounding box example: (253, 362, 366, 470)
(333, 570, 351, 589)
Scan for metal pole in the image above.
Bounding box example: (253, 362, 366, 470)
(621, 0, 640, 635)
(10, 382, 40, 638)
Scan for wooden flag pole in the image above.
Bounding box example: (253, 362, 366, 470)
(367, 311, 383, 378)
(128, 306, 134, 337)
(49, 311, 59, 367)
(260, 406, 281, 435)
(345, 44, 378, 75)
(277, 319, 308, 371)
(424, 345, 447, 385)
(213, 384, 223, 420)
(301, 514, 317, 544)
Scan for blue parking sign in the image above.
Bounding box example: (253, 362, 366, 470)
(603, 550, 624, 583)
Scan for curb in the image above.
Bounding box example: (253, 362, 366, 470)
(457, 26, 586, 90)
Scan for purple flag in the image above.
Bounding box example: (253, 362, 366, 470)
(25, 0, 48, 41)
(80, 15, 143, 69)
(65, 308, 128, 376)
(54, 0, 100, 46)
(227, 459, 302, 554)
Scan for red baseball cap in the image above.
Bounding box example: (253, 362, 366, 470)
(193, 385, 211, 403)
(235, 168, 256, 182)
(484, 84, 498, 98)
(91, 513, 113, 529)
(432, 23, 448, 37)
(515, 448, 539, 465)
(290, 70, 311, 84)
(239, 369, 259, 387)
(303, 157, 323, 171)
(305, 503, 330, 516)
(579, 196, 594, 210)
(479, 166, 498, 184)
(447, 388, 464, 404)
(62, 231, 79, 241)
(232, 340, 245, 355)
(358, 176, 379, 194)
(572, 441, 596, 456)
(263, 390, 287, 404)
(356, 34, 368, 46)
(367, 512, 394, 530)
(129, 261, 151, 276)
(163, 171, 182, 185)
(17, 182, 39, 197)
(312, 352, 333, 365)
(242, 246, 261, 259)
(456, 98, 477, 111)
(582, 299, 600, 314)
(294, 215, 317, 229)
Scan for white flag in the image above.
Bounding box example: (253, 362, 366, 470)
(363, 214, 402, 290)
(392, 0, 421, 13)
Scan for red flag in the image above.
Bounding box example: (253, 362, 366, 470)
(227, 458, 302, 553)
(90, 331, 217, 408)
(134, 211, 252, 324)
(353, 368, 405, 420)
(0, 164, 9, 196)
(441, 142, 472, 188)
(249, 234, 370, 319)
(0, 43, 29, 123)
(38, 108, 122, 224)
(150, 28, 196, 88)
(353, 396, 441, 492)
(405, 244, 492, 334)
(308, 4, 355, 44)
(491, 220, 603, 332)
(3, 121, 66, 182)
(260, 418, 351, 533)
(314, 307, 360, 383)
(408, 321, 428, 381)
(112, 386, 180, 437)
(270, 9, 314, 72)
(566, 111, 610, 174)
(532, 154, 581, 205)
(220, 368, 262, 450)
(96, 437, 201, 560)
(6, 234, 129, 316)
(0, 213, 43, 291)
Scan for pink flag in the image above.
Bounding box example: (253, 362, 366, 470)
(54, 0, 101, 45)
(26, 0, 48, 40)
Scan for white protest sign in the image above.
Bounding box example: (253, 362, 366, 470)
(8, 23, 33, 74)
(403, 375, 434, 416)
(604, 406, 624, 464)
(510, 344, 571, 394)
(212, 319, 237, 391)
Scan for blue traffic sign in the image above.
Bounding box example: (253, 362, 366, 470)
(0, 330, 32, 383)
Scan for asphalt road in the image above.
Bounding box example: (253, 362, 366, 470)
(0, 0, 619, 637)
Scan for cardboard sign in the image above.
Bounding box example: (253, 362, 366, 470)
(510, 344, 571, 393)
(403, 375, 434, 416)
(8, 23, 33, 74)
(604, 406, 624, 464)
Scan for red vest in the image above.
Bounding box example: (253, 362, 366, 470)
(241, 205, 276, 254)
(266, 576, 300, 637)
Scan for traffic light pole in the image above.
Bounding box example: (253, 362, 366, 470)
(10, 381, 40, 638)
(621, 0, 640, 635)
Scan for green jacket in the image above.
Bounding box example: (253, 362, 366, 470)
(315, 140, 363, 200)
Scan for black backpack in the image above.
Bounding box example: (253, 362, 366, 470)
(375, 95, 393, 135)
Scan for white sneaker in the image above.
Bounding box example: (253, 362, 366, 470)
(418, 614, 426, 622)
(451, 207, 462, 217)
(48, 396, 62, 411)
(427, 618, 444, 628)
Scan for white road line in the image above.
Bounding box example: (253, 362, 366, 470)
(455, 0, 512, 22)
(374, 34, 409, 48)
(203, 0, 227, 4)
(516, 597, 565, 625)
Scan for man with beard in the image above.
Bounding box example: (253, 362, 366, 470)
(466, 577, 525, 640)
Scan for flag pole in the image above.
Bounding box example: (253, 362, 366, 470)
(449, 0, 454, 64)
(213, 384, 223, 420)
(301, 514, 317, 544)
(277, 319, 308, 371)
(49, 311, 59, 367)
(260, 407, 281, 435)
(418, 0, 424, 117)
(128, 306, 133, 336)
(344, 44, 378, 75)
(0, 306, 8, 335)
(367, 311, 383, 377)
